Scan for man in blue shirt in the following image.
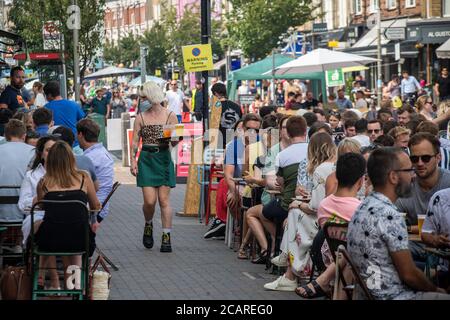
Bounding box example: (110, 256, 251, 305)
(44, 81, 85, 146)
(335, 89, 353, 110)
(77, 118, 114, 232)
(401, 71, 421, 105)
(32, 107, 53, 136)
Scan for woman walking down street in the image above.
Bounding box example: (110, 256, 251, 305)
(111, 90, 127, 119)
(130, 81, 179, 252)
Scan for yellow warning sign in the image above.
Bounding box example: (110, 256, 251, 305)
(182, 44, 214, 72)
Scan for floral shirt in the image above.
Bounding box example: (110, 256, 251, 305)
(347, 192, 415, 300)
(423, 189, 450, 238)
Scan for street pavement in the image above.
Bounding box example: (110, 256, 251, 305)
(95, 163, 299, 300)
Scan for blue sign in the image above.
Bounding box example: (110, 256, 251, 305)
(192, 48, 201, 57)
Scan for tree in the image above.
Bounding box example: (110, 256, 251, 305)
(161, 3, 225, 72)
(226, 0, 317, 60)
(9, 0, 105, 80)
(141, 22, 169, 75)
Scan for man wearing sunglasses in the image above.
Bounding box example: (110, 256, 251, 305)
(367, 120, 384, 143)
(396, 133, 450, 263)
(348, 148, 450, 300)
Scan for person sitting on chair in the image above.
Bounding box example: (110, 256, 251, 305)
(296, 152, 366, 299)
(33, 141, 101, 289)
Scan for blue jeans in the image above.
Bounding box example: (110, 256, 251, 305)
(176, 115, 182, 123)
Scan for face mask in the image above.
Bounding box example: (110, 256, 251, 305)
(139, 100, 152, 112)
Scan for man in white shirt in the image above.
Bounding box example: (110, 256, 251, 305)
(351, 118, 370, 148)
(165, 80, 185, 123)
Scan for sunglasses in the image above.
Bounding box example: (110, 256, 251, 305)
(410, 154, 438, 163)
(394, 168, 416, 174)
(368, 129, 381, 134)
(426, 101, 433, 104)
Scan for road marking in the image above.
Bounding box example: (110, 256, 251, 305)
(242, 272, 256, 280)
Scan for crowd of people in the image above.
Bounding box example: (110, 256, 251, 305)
(0, 66, 114, 291)
(204, 75, 450, 300)
(2, 62, 450, 299)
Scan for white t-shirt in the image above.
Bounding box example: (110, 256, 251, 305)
(351, 134, 371, 148)
(35, 93, 47, 108)
(165, 90, 184, 115)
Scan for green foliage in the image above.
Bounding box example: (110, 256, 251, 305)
(141, 22, 169, 74)
(9, 0, 105, 80)
(226, 0, 317, 60)
(101, 2, 225, 74)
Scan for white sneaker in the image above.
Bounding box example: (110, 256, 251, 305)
(263, 275, 297, 291)
(271, 252, 288, 267)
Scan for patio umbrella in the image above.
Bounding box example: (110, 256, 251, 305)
(83, 66, 140, 80)
(271, 48, 378, 76)
(128, 75, 166, 87)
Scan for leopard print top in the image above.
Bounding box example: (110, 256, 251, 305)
(139, 112, 173, 145)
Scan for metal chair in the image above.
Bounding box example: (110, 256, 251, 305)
(30, 200, 91, 300)
(0, 186, 24, 265)
(334, 245, 375, 300)
(95, 181, 121, 271)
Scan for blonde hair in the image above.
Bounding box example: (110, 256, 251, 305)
(388, 126, 410, 139)
(337, 138, 361, 157)
(139, 81, 165, 105)
(307, 132, 337, 176)
(415, 95, 429, 112)
(437, 100, 450, 117)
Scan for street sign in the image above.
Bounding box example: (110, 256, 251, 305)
(384, 27, 406, 41)
(43, 21, 61, 50)
(326, 69, 344, 87)
(182, 44, 214, 72)
(313, 23, 328, 33)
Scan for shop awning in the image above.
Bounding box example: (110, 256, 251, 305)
(437, 38, 450, 59)
(352, 18, 408, 48)
(342, 66, 369, 73)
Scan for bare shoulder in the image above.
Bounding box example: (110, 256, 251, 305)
(168, 110, 179, 124)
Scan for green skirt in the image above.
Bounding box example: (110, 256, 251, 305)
(137, 147, 176, 188)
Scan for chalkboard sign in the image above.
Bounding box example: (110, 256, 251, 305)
(238, 94, 256, 105)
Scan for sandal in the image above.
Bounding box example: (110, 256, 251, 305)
(251, 250, 268, 264)
(237, 246, 248, 259)
(295, 280, 328, 299)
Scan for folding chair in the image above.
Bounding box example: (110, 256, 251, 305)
(30, 200, 91, 300)
(94, 181, 121, 271)
(0, 186, 24, 265)
(335, 245, 375, 300)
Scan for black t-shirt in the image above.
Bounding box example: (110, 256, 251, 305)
(0, 85, 27, 112)
(302, 99, 319, 109)
(219, 100, 242, 148)
(437, 76, 450, 98)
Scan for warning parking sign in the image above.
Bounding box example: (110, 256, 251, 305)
(182, 44, 214, 72)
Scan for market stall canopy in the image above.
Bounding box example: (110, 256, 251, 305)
(229, 53, 294, 81)
(84, 66, 140, 80)
(128, 75, 166, 87)
(271, 48, 378, 75)
(437, 38, 450, 59)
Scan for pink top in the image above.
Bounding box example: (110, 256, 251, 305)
(317, 194, 361, 228)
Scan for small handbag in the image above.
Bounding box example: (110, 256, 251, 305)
(0, 266, 32, 300)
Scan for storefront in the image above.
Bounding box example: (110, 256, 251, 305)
(407, 18, 450, 84)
